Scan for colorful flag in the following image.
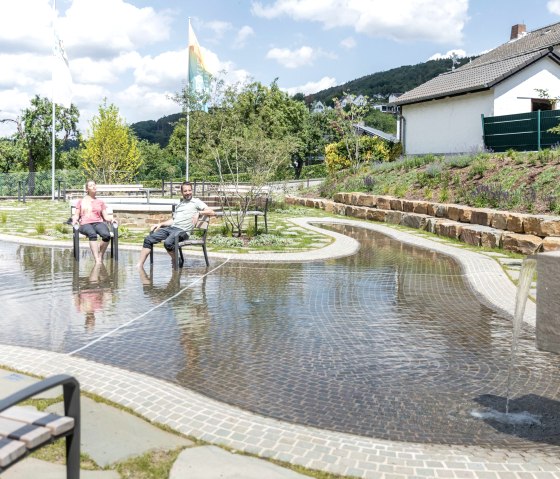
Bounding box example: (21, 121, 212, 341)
(53, 32, 73, 108)
(188, 23, 211, 99)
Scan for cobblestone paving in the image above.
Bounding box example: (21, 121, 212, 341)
(0, 218, 559, 478)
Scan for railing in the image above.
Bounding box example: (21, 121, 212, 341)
(482, 110, 560, 152)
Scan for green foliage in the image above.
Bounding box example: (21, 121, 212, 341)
(209, 235, 244, 248)
(310, 57, 477, 105)
(130, 113, 182, 147)
(82, 101, 142, 183)
(299, 163, 326, 179)
(0, 138, 26, 173)
(35, 223, 46, 234)
(137, 140, 181, 181)
(1, 212, 7, 223)
(248, 234, 293, 246)
(363, 109, 397, 134)
(55, 223, 68, 234)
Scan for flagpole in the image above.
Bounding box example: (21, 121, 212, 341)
(51, 0, 56, 200)
(185, 17, 191, 182)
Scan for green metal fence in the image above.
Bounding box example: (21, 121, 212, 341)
(482, 110, 560, 152)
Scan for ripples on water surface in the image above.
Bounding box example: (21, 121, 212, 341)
(1, 223, 559, 447)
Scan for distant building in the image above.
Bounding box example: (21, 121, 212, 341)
(394, 22, 560, 154)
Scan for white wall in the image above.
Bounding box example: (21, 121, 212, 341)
(401, 91, 493, 154)
(494, 57, 560, 114)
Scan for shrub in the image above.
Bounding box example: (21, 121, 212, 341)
(36, 223, 46, 234)
(0, 212, 6, 224)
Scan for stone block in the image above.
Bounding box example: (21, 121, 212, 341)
(459, 207, 473, 223)
(426, 203, 437, 216)
(425, 217, 438, 233)
(401, 200, 414, 212)
(435, 220, 463, 239)
(323, 200, 336, 213)
(521, 215, 560, 237)
(447, 205, 462, 222)
(506, 213, 524, 233)
(376, 196, 393, 210)
(460, 224, 502, 248)
(470, 208, 494, 226)
(390, 198, 403, 211)
(543, 236, 560, 251)
(346, 205, 368, 219)
(386, 211, 404, 224)
(401, 213, 429, 230)
(412, 201, 428, 215)
(356, 194, 377, 207)
(491, 211, 508, 230)
(433, 204, 447, 218)
(536, 251, 560, 354)
(502, 232, 543, 255)
(332, 192, 345, 203)
(367, 209, 387, 222)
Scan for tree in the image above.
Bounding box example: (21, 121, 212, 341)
(0, 138, 25, 173)
(137, 140, 181, 181)
(82, 101, 142, 183)
(1, 95, 80, 192)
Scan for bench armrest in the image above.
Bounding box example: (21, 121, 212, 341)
(0, 374, 80, 419)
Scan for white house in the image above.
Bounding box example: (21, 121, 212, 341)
(394, 23, 560, 155)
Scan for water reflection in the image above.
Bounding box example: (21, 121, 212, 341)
(73, 263, 117, 332)
(1, 225, 559, 447)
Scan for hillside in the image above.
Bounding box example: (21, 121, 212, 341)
(318, 151, 560, 216)
(130, 112, 183, 147)
(306, 56, 476, 106)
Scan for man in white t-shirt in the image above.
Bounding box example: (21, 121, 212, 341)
(136, 182, 216, 268)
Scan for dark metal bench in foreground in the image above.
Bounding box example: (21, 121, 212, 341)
(0, 374, 80, 478)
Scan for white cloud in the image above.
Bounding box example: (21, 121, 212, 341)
(60, 0, 172, 59)
(340, 37, 356, 49)
(205, 20, 233, 40)
(548, 0, 560, 15)
(252, 0, 468, 44)
(234, 26, 255, 49)
(266, 46, 316, 68)
(282, 76, 338, 96)
(0, 0, 52, 54)
(428, 49, 467, 60)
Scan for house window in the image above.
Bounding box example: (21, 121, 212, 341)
(532, 99, 553, 111)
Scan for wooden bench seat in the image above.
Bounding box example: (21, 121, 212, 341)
(0, 374, 80, 477)
(66, 184, 150, 202)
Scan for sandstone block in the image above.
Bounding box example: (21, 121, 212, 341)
(502, 232, 543, 255)
(401, 200, 414, 212)
(401, 213, 429, 230)
(333, 192, 345, 203)
(471, 208, 494, 226)
(324, 200, 336, 213)
(386, 211, 404, 224)
(412, 201, 428, 215)
(367, 209, 387, 222)
(447, 205, 462, 222)
(543, 236, 560, 251)
(435, 220, 463, 239)
(390, 198, 403, 211)
(491, 211, 508, 230)
(506, 213, 524, 233)
(356, 194, 377, 207)
(460, 224, 502, 248)
(376, 196, 394, 210)
(425, 217, 438, 233)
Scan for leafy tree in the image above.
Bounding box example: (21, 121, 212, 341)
(137, 140, 181, 181)
(0, 138, 25, 173)
(363, 109, 397, 134)
(82, 101, 142, 183)
(1, 95, 79, 192)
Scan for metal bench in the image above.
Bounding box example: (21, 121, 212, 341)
(69, 204, 119, 262)
(217, 194, 270, 233)
(0, 374, 80, 478)
(149, 214, 211, 269)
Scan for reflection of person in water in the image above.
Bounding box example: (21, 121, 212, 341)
(74, 263, 112, 331)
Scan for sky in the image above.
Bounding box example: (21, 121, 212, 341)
(2, 0, 560, 137)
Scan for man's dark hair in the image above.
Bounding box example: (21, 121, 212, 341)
(181, 181, 192, 189)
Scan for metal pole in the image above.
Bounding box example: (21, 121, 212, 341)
(185, 17, 191, 182)
(51, 0, 56, 201)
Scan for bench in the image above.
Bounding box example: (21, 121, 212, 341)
(66, 184, 150, 203)
(149, 213, 211, 269)
(217, 194, 269, 233)
(0, 374, 80, 477)
(69, 204, 119, 262)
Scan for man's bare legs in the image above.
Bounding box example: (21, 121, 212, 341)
(136, 247, 176, 268)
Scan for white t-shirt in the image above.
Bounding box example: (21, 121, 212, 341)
(172, 198, 208, 234)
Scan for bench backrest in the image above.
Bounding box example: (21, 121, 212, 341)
(83, 184, 143, 192)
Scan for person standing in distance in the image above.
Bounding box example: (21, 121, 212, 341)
(136, 181, 216, 268)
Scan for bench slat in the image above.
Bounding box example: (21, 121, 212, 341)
(0, 437, 27, 468)
(0, 417, 51, 449)
(0, 406, 74, 436)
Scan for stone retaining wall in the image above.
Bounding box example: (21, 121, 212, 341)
(286, 193, 560, 255)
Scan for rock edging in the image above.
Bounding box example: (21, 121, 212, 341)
(286, 193, 560, 255)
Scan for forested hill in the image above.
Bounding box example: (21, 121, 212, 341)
(130, 112, 183, 147)
(306, 56, 477, 106)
